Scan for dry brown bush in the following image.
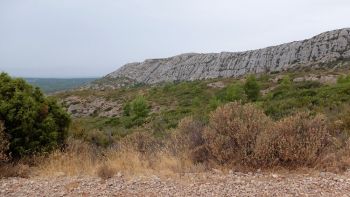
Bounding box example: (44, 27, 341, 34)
(97, 164, 116, 180)
(168, 117, 208, 163)
(0, 163, 30, 178)
(0, 121, 9, 162)
(13, 102, 350, 177)
(121, 131, 161, 155)
(255, 113, 331, 167)
(204, 102, 272, 165)
(315, 138, 350, 173)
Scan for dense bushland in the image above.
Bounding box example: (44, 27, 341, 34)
(0, 73, 70, 158)
(28, 102, 350, 179)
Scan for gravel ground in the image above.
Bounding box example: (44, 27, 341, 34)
(2, 171, 350, 196)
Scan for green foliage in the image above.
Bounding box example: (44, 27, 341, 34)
(208, 97, 222, 111)
(0, 121, 9, 161)
(123, 96, 150, 128)
(337, 74, 350, 84)
(130, 96, 150, 118)
(0, 73, 70, 157)
(279, 75, 292, 90)
(224, 83, 247, 102)
(122, 102, 131, 116)
(244, 75, 261, 101)
(262, 78, 350, 119)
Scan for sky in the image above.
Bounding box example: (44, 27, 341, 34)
(0, 0, 349, 78)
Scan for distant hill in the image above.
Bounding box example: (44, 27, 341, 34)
(105, 28, 350, 87)
(25, 78, 97, 93)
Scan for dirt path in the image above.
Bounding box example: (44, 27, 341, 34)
(1, 171, 350, 196)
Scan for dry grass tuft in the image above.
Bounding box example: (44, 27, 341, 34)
(34, 136, 201, 178)
(35, 139, 100, 177)
(97, 164, 116, 180)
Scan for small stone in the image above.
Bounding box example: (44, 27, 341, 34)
(319, 172, 326, 178)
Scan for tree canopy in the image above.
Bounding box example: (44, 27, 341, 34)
(0, 73, 70, 158)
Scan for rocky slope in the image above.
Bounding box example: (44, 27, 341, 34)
(105, 28, 350, 85)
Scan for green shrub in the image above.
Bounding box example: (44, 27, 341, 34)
(337, 74, 350, 84)
(224, 83, 247, 102)
(208, 97, 222, 111)
(279, 75, 292, 91)
(122, 96, 150, 128)
(130, 96, 149, 118)
(244, 75, 261, 101)
(86, 129, 111, 147)
(0, 73, 70, 158)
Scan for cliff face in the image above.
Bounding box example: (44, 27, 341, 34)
(106, 28, 350, 84)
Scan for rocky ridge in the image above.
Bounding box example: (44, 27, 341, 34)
(105, 28, 350, 85)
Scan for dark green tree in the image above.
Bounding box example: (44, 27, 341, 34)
(244, 75, 261, 101)
(130, 96, 150, 119)
(123, 96, 150, 128)
(0, 73, 70, 158)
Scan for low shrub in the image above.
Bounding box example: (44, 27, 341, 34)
(244, 75, 261, 101)
(97, 164, 116, 180)
(169, 117, 207, 163)
(86, 129, 111, 147)
(203, 102, 271, 165)
(0, 163, 30, 178)
(255, 113, 330, 167)
(202, 102, 334, 169)
(121, 131, 160, 155)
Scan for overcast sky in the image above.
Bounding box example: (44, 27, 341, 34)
(0, 0, 349, 78)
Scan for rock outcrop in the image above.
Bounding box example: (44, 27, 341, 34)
(62, 96, 123, 118)
(105, 28, 350, 85)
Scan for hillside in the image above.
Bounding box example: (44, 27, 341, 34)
(55, 60, 350, 142)
(100, 28, 350, 88)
